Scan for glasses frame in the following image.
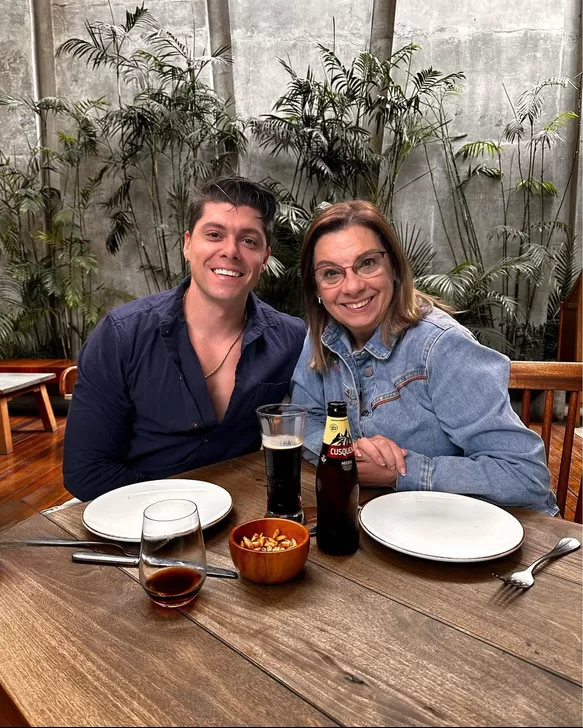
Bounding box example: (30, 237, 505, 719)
(313, 250, 389, 289)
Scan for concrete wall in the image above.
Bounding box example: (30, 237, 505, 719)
(0, 0, 36, 156)
(0, 0, 580, 316)
(391, 1, 582, 322)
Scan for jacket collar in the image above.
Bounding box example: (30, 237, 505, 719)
(321, 319, 393, 360)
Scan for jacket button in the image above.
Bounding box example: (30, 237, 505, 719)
(192, 422, 199, 429)
(364, 367, 373, 377)
(203, 437, 209, 444)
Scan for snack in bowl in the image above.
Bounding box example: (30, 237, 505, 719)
(229, 517, 310, 584)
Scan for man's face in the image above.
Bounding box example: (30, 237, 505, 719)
(184, 202, 270, 306)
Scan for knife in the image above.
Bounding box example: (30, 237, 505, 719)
(71, 551, 238, 578)
(1, 539, 130, 551)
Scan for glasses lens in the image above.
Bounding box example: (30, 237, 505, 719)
(315, 266, 344, 288)
(355, 252, 385, 277)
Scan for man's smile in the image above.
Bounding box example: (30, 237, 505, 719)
(212, 268, 243, 278)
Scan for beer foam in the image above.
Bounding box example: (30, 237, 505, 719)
(261, 435, 302, 449)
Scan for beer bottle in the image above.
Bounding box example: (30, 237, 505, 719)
(315, 401, 360, 555)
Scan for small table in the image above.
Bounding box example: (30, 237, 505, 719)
(0, 373, 57, 454)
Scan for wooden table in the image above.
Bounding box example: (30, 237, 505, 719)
(0, 373, 57, 454)
(0, 452, 581, 727)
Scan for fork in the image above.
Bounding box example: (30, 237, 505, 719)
(493, 537, 580, 589)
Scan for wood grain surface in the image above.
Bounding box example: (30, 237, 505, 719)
(1, 452, 581, 727)
(0, 517, 335, 728)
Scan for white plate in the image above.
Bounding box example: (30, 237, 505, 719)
(359, 491, 524, 562)
(82, 479, 233, 542)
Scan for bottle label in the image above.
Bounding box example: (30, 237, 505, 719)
(322, 416, 354, 460)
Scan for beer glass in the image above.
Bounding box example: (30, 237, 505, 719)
(139, 499, 207, 608)
(256, 403, 307, 524)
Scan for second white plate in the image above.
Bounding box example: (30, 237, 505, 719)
(359, 491, 524, 562)
(82, 479, 233, 542)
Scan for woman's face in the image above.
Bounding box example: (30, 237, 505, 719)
(313, 225, 395, 349)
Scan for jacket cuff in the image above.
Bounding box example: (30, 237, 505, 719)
(396, 451, 432, 491)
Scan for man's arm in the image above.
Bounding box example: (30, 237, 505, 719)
(63, 315, 143, 501)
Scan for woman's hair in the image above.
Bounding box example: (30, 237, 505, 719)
(301, 200, 447, 370)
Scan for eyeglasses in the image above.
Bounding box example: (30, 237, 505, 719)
(313, 250, 388, 289)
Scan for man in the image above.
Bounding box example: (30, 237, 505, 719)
(63, 176, 306, 500)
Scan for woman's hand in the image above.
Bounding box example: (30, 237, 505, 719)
(354, 435, 407, 487)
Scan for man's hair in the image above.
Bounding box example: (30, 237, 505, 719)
(186, 175, 277, 246)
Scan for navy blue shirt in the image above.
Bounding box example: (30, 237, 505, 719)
(63, 277, 306, 501)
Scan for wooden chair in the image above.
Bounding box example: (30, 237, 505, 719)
(58, 365, 77, 400)
(509, 361, 582, 523)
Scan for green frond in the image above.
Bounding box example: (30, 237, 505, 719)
(503, 119, 525, 142)
(515, 178, 558, 197)
(264, 255, 286, 278)
(455, 140, 503, 160)
(123, 4, 156, 33)
(529, 128, 562, 150)
(17, 188, 45, 215)
(530, 220, 570, 234)
(487, 226, 528, 244)
(52, 207, 76, 228)
(515, 77, 576, 125)
(393, 221, 435, 276)
(465, 291, 524, 321)
(544, 110, 578, 132)
(483, 252, 542, 282)
(458, 163, 503, 186)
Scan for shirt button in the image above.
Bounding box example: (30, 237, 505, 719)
(192, 422, 199, 429)
(361, 410, 370, 417)
(364, 367, 373, 377)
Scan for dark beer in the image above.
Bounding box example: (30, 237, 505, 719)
(263, 435, 303, 521)
(144, 566, 205, 607)
(316, 401, 360, 555)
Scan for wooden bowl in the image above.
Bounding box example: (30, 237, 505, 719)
(228, 518, 310, 584)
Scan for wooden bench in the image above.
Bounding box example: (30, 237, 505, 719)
(0, 373, 57, 454)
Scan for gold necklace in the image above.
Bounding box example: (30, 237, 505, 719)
(183, 291, 247, 380)
(203, 313, 247, 379)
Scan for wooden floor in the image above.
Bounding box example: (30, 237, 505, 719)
(0, 416, 71, 532)
(0, 415, 581, 534)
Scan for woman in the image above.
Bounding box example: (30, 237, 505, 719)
(290, 201, 557, 514)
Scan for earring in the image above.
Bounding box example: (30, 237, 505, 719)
(317, 297, 322, 304)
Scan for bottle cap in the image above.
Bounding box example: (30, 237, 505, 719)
(327, 401, 347, 416)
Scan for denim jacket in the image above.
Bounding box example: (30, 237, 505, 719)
(290, 308, 557, 515)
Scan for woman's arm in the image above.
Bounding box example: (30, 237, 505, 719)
(395, 326, 556, 514)
(289, 336, 327, 467)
